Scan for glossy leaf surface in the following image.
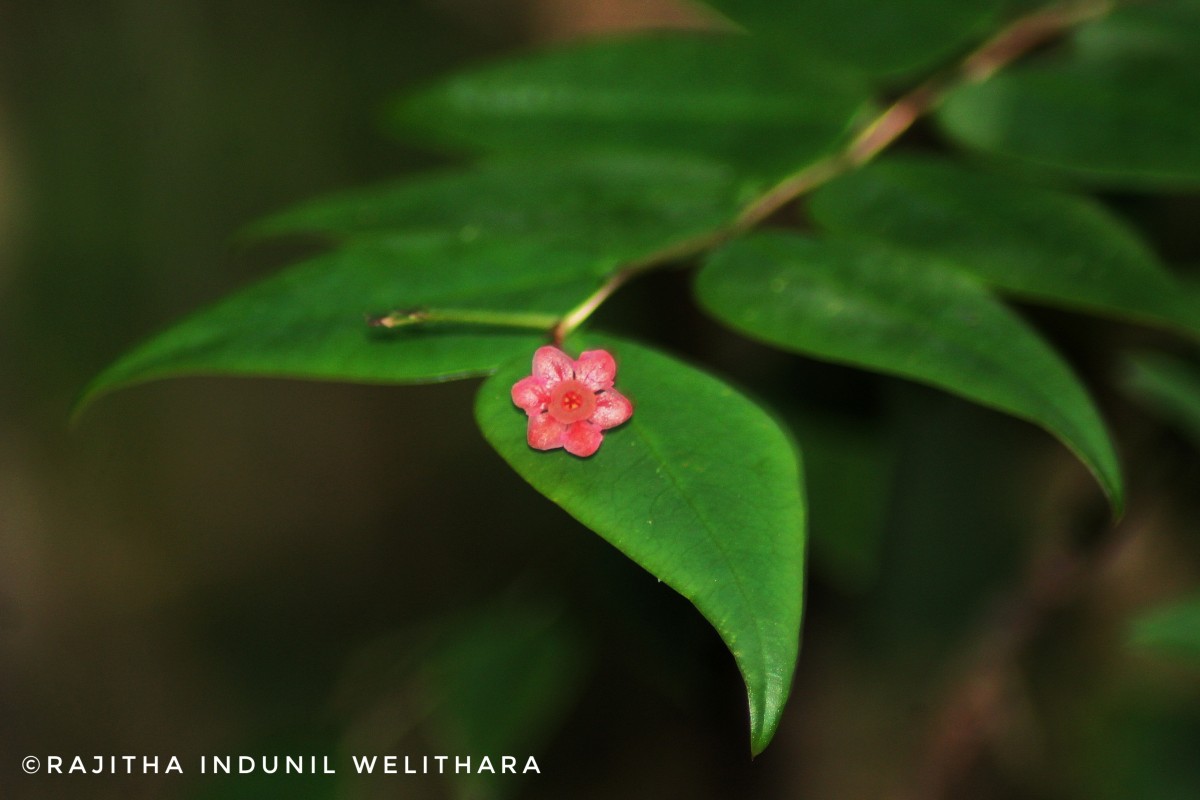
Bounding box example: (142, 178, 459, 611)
(252, 154, 758, 257)
(809, 157, 1198, 335)
(476, 336, 806, 754)
(391, 33, 871, 178)
(697, 232, 1122, 510)
(937, 3, 1200, 189)
(83, 155, 754, 408)
(81, 236, 603, 406)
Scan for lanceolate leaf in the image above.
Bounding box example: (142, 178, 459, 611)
(80, 236, 604, 407)
(390, 33, 871, 179)
(476, 336, 806, 755)
(82, 155, 753, 410)
(251, 154, 760, 258)
(937, 3, 1200, 189)
(1129, 594, 1200, 664)
(696, 233, 1123, 511)
(698, 0, 1006, 79)
(809, 157, 1198, 336)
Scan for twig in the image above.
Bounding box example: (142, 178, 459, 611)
(381, 0, 1114, 345)
(735, 0, 1113, 230)
(552, 0, 1114, 340)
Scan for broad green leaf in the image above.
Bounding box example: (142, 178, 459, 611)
(697, 233, 1122, 511)
(809, 156, 1198, 335)
(1122, 352, 1200, 449)
(475, 336, 806, 754)
(82, 155, 754, 410)
(1129, 594, 1200, 664)
(937, 4, 1200, 189)
(251, 154, 761, 257)
(696, 0, 1006, 78)
(390, 33, 871, 179)
(79, 235, 604, 408)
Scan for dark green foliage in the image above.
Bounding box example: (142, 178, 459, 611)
(82, 0, 1200, 762)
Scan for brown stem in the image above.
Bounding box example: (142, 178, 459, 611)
(551, 229, 730, 343)
(737, 0, 1112, 229)
(552, 268, 636, 346)
(550, 0, 1113, 341)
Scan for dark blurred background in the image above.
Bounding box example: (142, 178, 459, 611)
(2, 2, 1199, 799)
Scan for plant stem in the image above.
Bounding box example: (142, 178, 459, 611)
(736, 0, 1113, 230)
(368, 307, 559, 331)
(550, 234, 723, 344)
(552, 272, 633, 346)
(378, 1, 1112, 347)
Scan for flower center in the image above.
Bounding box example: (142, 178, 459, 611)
(548, 379, 597, 424)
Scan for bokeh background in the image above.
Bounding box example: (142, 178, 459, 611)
(2, 1, 1199, 798)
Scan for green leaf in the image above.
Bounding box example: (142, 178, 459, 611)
(1129, 594, 1200, 664)
(698, 0, 1006, 78)
(1122, 351, 1200, 450)
(251, 153, 760, 257)
(79, 236, 601, 408)
(696, 232, 1123, 511)
(475, 336, 806, 754)
(390, 32, 871, 179)
(82, 155, 754, 410)
(937, 5, 1200, 189)
(809, 156, 1198, 335)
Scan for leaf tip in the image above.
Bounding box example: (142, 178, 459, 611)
(68, 373, 116, 427)
(743, 664, 791, 758)
(1094, 456, 1125, 523)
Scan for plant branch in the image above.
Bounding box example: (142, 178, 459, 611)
(378, 0, 1114, 345)
(550, 232, 728, 344)
(368, 307, 559, 331)
(551, 270, 635, 346)
(735, 0, 1113, 230)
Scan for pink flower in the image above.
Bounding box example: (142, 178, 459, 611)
(511, 345, 633, 457)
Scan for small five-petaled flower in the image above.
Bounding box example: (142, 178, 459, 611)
(511, 345, 633, 457)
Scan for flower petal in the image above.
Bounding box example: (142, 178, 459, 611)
(511, 375, 549, 415)
(532, 346, 575, 387)
(527, 413, 568, 451)
(562, 421, 603, 457)
(574, 349, 617, 391)
(591, 388, 633, 430)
